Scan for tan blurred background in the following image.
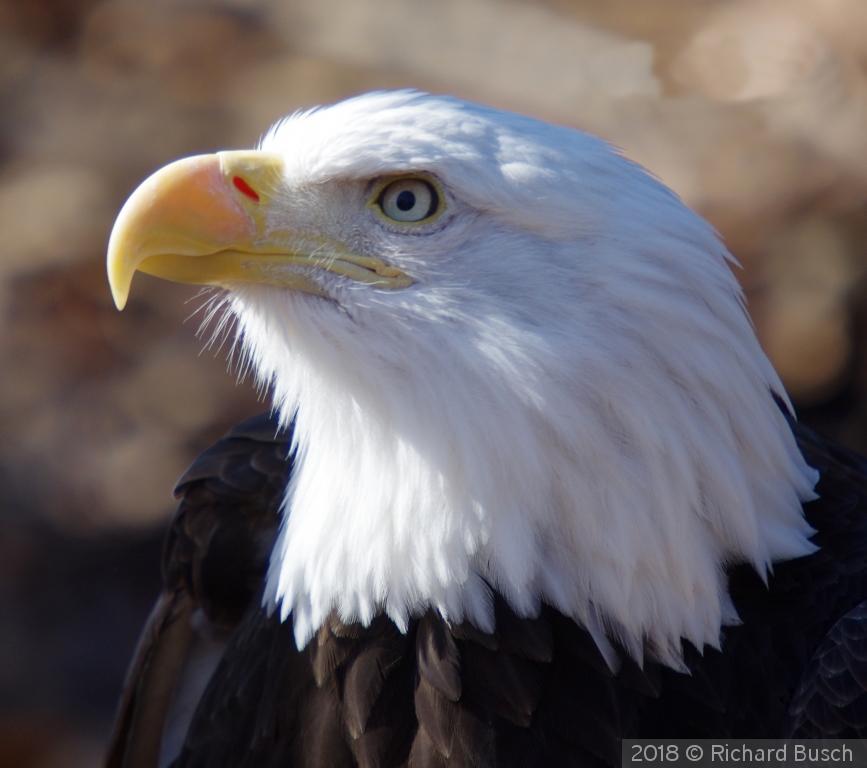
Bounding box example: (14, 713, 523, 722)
(1, 0, 866, 764)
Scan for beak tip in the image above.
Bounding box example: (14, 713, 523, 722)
(107, 263, 131, 311)
(109, 285, 129, 311)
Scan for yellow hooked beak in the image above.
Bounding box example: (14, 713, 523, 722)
(106, 151, 413, 310)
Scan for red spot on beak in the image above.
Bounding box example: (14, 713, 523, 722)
(232, 176, 260, 202)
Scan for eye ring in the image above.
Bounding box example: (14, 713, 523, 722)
(375, 177, 441, 224)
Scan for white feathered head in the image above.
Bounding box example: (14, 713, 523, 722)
(108, 91, 817, 669)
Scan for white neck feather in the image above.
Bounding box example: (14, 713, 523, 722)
(231, 265, 818, 670)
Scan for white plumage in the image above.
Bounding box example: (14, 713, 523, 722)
(209, 91, 821, 670)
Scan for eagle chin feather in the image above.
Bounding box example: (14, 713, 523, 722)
(211, 91, 821, 670)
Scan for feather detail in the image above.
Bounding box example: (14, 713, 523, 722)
(417, 613, 462, 701)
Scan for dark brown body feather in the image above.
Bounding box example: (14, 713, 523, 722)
(107, 414, 867, 768)
(106, 414, 291, 768)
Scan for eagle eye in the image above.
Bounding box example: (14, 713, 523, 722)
(376, 178, 440, 223)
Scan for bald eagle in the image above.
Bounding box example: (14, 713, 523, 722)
(105, 92, 867, 768)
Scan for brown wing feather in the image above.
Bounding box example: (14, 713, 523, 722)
(416, 613, 462, 701)
(104, 413, 292, 768)
(105, 589, 194, 768)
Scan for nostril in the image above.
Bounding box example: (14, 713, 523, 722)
(232, 176, 260, 202)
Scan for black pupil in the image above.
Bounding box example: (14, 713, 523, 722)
(396, 190, 416, 211)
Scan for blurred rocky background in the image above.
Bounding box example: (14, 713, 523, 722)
(0, 0, 866, 764)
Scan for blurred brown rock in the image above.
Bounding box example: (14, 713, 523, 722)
(754, 217, 858, 404)
(672, 0, 867, 176)
(80, 1, 283, 107)
(672, 2, 829, 103)
(0, 163, 112, 281)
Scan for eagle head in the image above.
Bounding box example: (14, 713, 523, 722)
(107, 91, 817, 669)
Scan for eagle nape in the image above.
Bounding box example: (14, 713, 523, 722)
(104, 91, 867, 768)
